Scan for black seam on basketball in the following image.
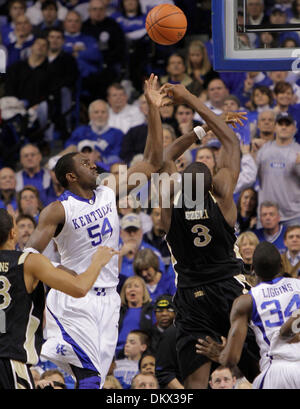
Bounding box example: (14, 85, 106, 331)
(151, 24, 175, 43)
(147, 11, 183, 31)
(157, 24, 187, 29)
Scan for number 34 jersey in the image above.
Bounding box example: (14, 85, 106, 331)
(249, 276, 300, 367)
(166, 191, 242, 288)
(54, 185, 119, 288)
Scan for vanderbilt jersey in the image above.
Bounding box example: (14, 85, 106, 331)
(54, 185, 119, 288)
(249, 276, 300, 370)
(166, 191, 242, 288)
(0, 250, 45, 365)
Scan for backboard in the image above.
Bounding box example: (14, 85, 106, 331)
(212, 0, 300, 71)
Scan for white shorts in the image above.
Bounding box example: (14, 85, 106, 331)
(41, 287, 121, 388)
(253, 360, 300, 389)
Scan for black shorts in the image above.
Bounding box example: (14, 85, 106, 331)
(0, 358, 34, 389)
(174, 275, 260, 381)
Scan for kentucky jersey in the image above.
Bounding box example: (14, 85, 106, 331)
(0, 250, 45, 365)
(249, 276, 300, 370)
(166, 191, 242, 288)
(54, 185, 119, 288)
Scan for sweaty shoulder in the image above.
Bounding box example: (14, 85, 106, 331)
(39, 200, 65, 225)
(232, 293, 253, 320)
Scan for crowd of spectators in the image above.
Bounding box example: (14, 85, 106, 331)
(1, 0, 300, 390)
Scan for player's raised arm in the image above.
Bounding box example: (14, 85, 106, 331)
(25, 246, 119, 297)
(163, 112, 246, 162)
(219, 294, 252, 368)
(160, 83, 243, 184)
(115, 74, 170, 198)
(25, 201, 65, 253)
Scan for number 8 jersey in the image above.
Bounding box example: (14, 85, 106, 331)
(249, 276, 300, 369)
(54, 185, 120, 288)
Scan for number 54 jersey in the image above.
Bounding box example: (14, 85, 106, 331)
(249, 276, 300, 369)
(54, 185, 120, 288)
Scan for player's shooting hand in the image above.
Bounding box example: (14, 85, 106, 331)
(92, 246, 119, 266)
(144, 74, 172, 108)
(195, 336, 227, 363)
(159, 82, 192, 105)
(221, 112, 248, 128)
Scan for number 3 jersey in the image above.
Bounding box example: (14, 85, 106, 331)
(166, 191, 242, 288)
(0, 250, 45, 364)
(54, 185, 119, 288)
(249, 276, 300, 368)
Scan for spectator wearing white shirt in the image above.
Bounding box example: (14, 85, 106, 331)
(194, 78, 228, 122)
(107, 82, 145, 134)
(26, 0, 68, 26)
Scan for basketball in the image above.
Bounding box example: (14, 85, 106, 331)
(146, 4, 187, 46)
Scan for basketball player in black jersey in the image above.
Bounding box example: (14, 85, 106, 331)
(158, 83, 260, 389)
(0, 209, 118, 389)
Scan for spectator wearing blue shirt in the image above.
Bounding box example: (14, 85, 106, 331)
(111, 0, 149, 91)
(0, 167, 18, 213)
(62, 10, 103, 97)
(1, 0, 26, 47)
(6, 14, 35, 67)
(33, 0, 63, 38)
(118, 213, 166, 292)
(117, 276, 154, 358)
(65, 99, 124, 164)
(143, 207, 171, 268)
(253, 201, 287, 254)
(133, 248, 176, 304)
(16, 144, 52, 207)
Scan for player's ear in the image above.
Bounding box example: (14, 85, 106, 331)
(66, 172, 78, 184)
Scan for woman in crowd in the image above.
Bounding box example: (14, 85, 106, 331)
(185, 39, 219, 91)
(236, 231, 259, 286)
(116, 276, 154, 358)
(16, 185, 43, 223)
(235, 187, 257, 236)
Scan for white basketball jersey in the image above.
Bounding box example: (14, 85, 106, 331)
(249, 276, 300, 370)
(54, 185, 119, 288)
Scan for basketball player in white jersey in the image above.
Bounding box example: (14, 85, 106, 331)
(24, 75, 169, 389)
(217, 241, 300, 389)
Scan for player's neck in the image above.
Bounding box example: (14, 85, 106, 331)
(69, 185, 95, 200)
(0, 241, 15, 251)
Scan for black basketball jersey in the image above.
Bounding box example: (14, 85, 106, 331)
(0, 250, 45, 365)
(166, 192, 242, 288)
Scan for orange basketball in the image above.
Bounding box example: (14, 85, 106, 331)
(146, 4, 187, 46)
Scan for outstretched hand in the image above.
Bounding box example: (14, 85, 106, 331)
(159, 82, 192, 105)
(144, 74, 172, 108)
(221, 112, 248, 129)
(195, 336, 227, 363)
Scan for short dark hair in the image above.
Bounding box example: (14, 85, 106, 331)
(274, 81, 293, 95)
(47, 27, 64, 37)
(0, 209, 14, 246)
(16, 213, 37, 228)
(54, 152, 78, 189)
(284, 225, 300, 240)
(138, 351, 156, 372)
(128, 330, 150, 348)
(41, 0, 57, 11)
(252, 242, 282, 280)
(182, 161, 212, 200)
